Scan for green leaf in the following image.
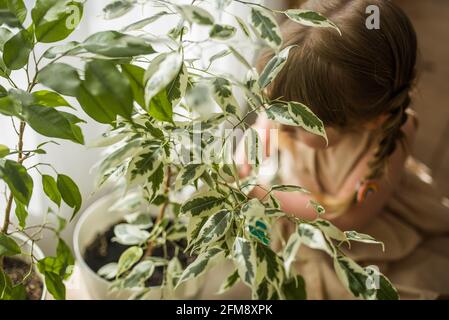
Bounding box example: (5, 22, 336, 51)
(42, 174, 61, 207)
(176, 5, 214, 25)
(250, 8, 282, 50)
(103, 0, 134, 20)
(148, 89, 173, 123)
(57, 174, 82, 220)
(32, 90, 72, 108)
(288, 102, 328, 143)
(43, 271, 65, 300)
(285, 9, 341, 35)
(175, 164, 206, 191)
(14, 201, 28, 229)
(0, 95, 21, 117)
(282, 275, 306, 300)
(38, 63, 81, 97)
(121, 64, 145, 108)
(121, 11, 169, 32)
(123, 261, 155, 288)
(0, 0, 26, 28)
(258, 45, 295, 89)
(194, 209, 233, 248)
(0, 233, 21, 256)
(0, 144, 9, 158)
(22, 105, 84, 144)
(77, 60, 133, 124)
(3, 29, 33, 70)
(0, 159, 33, 205)
(217, 269, 240, 295)
(177, 247, 223, 286)
(56, 238, 75, 279)
(117, 246, 143, 277)
(83, 31, 155, 57)
(210, 24, 236, 40)
(233, 237, 257, 288)
(180, 190, 225, 217)
(31, 0, 84, 43)
(113, 223, 150, 245)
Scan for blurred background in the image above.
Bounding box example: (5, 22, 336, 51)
(0, 0, 448, 255)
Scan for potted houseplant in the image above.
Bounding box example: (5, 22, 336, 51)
(68, 0, 399, 300)
(0, 0, 85, 300)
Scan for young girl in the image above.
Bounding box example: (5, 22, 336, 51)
(245, 0, 449, 299)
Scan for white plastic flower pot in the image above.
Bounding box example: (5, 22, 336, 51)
(10, 233, 47, 300)
(73, 194, 204, 300)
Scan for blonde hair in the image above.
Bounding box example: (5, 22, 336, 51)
(258, 0, 418, 215)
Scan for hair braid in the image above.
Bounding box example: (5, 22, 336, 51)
(366, 86, 411, 180)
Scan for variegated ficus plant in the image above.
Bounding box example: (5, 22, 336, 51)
(1, 0, 399, 300)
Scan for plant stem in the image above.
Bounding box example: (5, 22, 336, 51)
(0, 122, 26, 269)
(144, 166, 172, 258)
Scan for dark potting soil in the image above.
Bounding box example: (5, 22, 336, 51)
(3, 257, 44, 300)
(84, 220, 195, 287)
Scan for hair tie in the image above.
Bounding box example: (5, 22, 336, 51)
(355, 180, 379, 203)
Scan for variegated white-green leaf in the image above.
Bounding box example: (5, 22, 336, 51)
(283, 231, 301, 275)
(258, 45, 295, 89)
(89, 130, 126, 148)
(250, 8, 282, 49)
(210, 77, 240, 118)
(113, 223, 150, 245)
(285, 9, 341, 35)
(333, 255, 376, 300)
(210, 24, 237, 40)
(194, 209, 233, 248)
(97, 263, 118, 280)
(265, 103, 298, 126)
(144, 162, 164, 203)
(123, 261, 155, 288)
(345, 231, 385, 251)
(255, 242, 284, 287)
(144, 52, 183, 107)
(288, 102, 328, 144)
(125, 144, 164, 188)
(209, 49, 231, 65)
(244, 128, 262, 170)
(109, 190, 143, 213)
(117, 246, 143, 277)
(186, 215, 208, 246)
(166, 223, 187, 241)
(176, 247, 224, 287)
(271, 184, 310, 194)
(241, 198, 265, 218)
(180, 191, 225, 217)
(103, 0, 135, 20)
(232, 237, 257, 288)
(167, 257, 183, 288)
(297, 223, 334, 255)
(365, 266, 399, 300)
(176, 5, 214, 25)
(234, 16, 251, 38)
(124, 212, 153, 229)
(167, 63, 188, 107)
(95, 139, 142, 187)
(121, 11, 169, 32)
(175, 164, 206, 191)
(228, 46, 253, 70)
(313, 219, 347, 242)
(309, 200, 326, 216)
(217, 269, 240, 295)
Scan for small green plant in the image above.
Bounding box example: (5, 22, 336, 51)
(0, 0, 85, 299)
